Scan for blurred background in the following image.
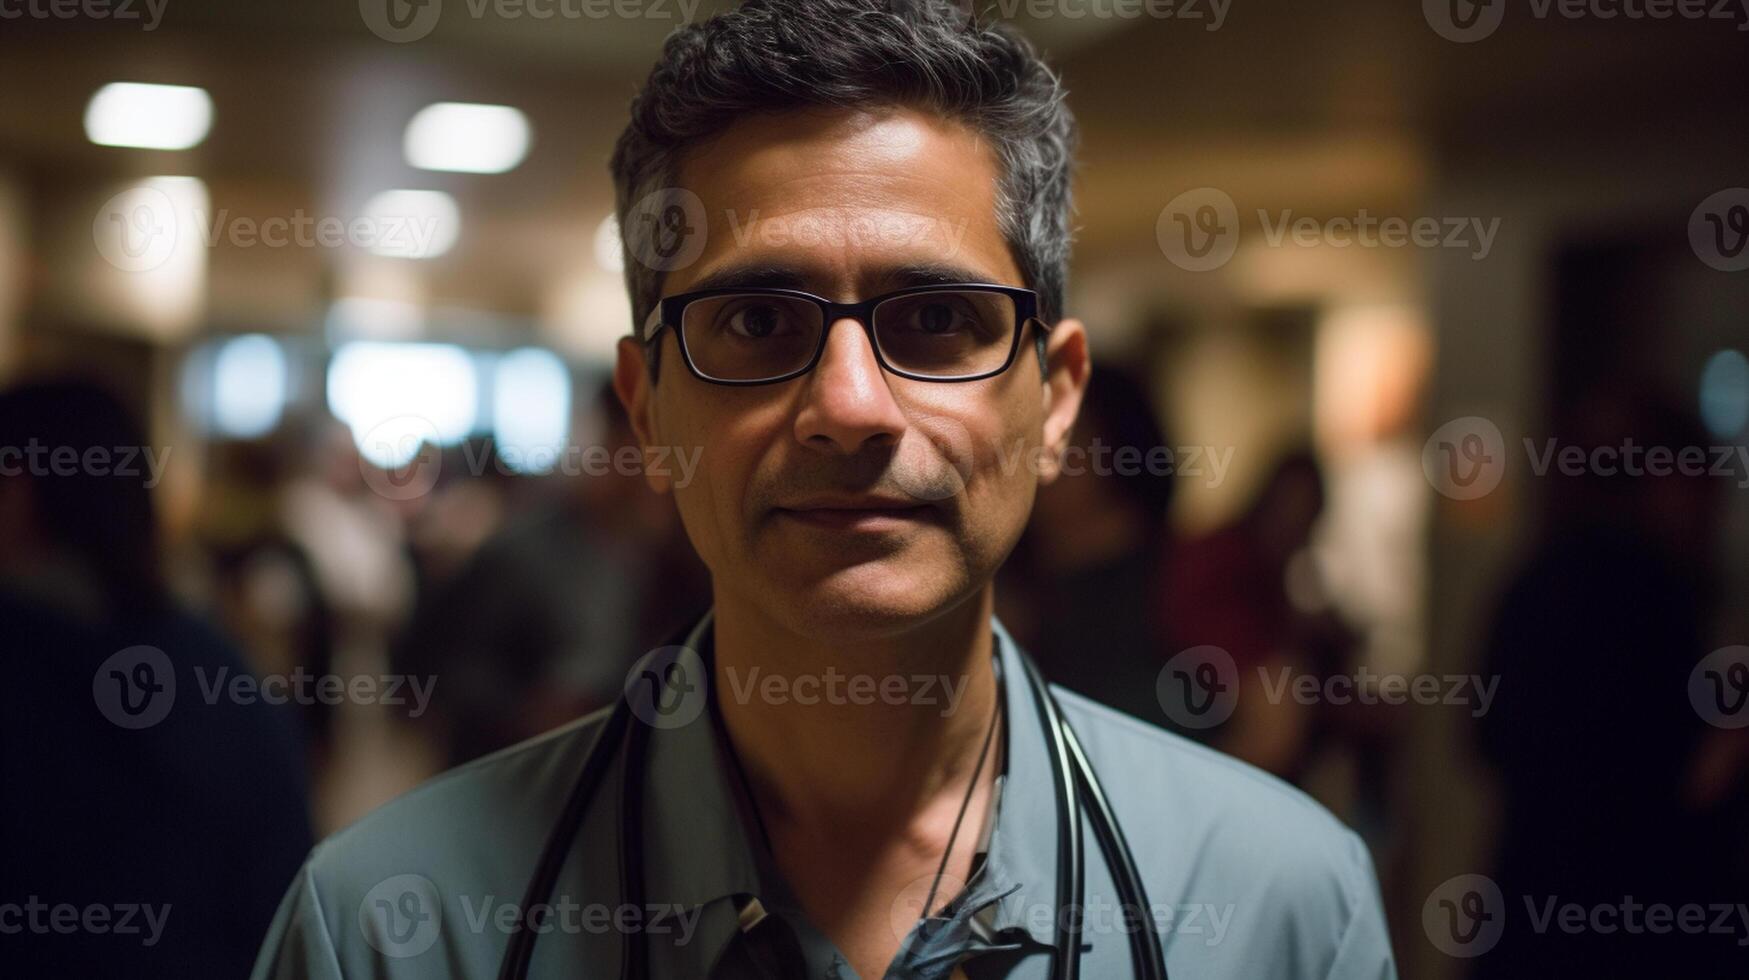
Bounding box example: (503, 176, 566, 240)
(1, 0, 1746, 976)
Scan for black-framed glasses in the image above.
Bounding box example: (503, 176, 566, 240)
(640, 283, 1046, 386)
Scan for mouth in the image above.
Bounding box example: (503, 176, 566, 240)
(773, 494, 937, 532)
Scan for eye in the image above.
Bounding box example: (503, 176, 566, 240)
(723, 302, 794, 339)
(915, 302, 960, 334)
(896, 299, 976, 336)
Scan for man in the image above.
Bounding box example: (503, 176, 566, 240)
(253, 1, 1396, 977)
(0, 381, 313, 979)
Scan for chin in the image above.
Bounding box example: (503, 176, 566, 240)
(764, 553, 972, 643)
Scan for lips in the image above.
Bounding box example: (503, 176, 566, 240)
(773, 494, 936, 531)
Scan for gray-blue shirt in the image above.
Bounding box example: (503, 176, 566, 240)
(253, 613, 1397, 978)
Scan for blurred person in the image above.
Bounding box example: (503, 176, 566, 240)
(1162, 449, 1357, 779)
(278, 417, 416, 644)
(402, 435, 516, 590)
(254, 3, 1395, 978)
(392, 385, 708, 766)
(193, 438, 338, 759)
(1475, 388, 1748, 978)
(999, 362, 1176, 723)
(0, 378, 313, 978)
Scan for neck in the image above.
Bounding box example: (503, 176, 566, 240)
(711, 587, 1000, 834)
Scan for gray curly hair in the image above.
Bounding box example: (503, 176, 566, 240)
(609, 0, 1079, 365)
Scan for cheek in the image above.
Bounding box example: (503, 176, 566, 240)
(958, 396, 1044, 560)
(973, 428, 1038, 523)
(657, 389, 783, 571)
(651, 395, 729, 572)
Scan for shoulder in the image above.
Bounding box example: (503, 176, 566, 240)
(317, 708, 608, 884)
(254, 711, 618, 977)
(1057, 686, 1372, 885)
(1054, 688, 1394, 976)
(265, 710, 612, 959)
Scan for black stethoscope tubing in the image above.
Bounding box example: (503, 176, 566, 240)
(498, 618, 1170, 980)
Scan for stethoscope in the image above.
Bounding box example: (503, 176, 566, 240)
(497, 614, 1170, 980)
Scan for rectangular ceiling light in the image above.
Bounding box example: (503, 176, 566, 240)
(85, 82, 213, 150)
(404, 102, 531, 174)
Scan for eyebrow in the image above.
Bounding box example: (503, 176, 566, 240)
(681, 261, 1006, 296)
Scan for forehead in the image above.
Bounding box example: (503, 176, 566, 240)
(668, 106, 1021, 297)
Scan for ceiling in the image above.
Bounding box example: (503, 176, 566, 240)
(0, 0, 1742, 351)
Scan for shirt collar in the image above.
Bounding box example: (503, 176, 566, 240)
(980, 615, 1063, 948)
(642, 610, 762, 910)
(636, 609, 1065, 969)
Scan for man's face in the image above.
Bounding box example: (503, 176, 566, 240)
(615, 106, 1087, 641)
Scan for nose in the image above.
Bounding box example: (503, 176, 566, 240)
(792, 317, 908, 455)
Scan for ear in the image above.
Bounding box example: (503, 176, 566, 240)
(1035, 317, 1089, 486)
(614, 335, 671, 495)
